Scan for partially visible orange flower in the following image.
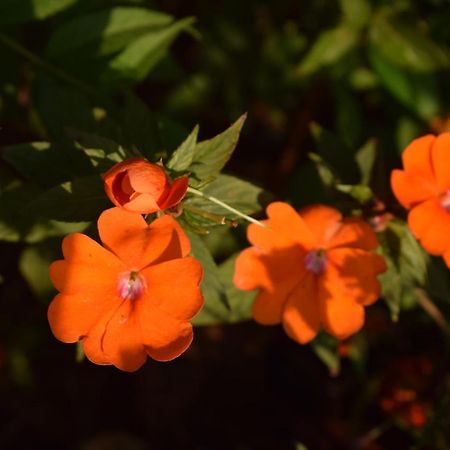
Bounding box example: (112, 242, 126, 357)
(103, 158, 189, 214)
(391, 133, 450, 264)
(48, 207, 203, 372)
(233, 202, 386, 344)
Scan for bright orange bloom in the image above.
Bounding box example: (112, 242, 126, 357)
(103, 158, 189, 214)
(48, 207, 203, 372)
(233, 202, 386, 344)
(391, 133, 450, 265)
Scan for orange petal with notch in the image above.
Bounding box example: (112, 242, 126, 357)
(136, 300, 194, 361)
(319, 276, 365, 339)
(300, 205, 342, 248)
(100, 300, 147, 372)
(402, 134, 435, 180)
(98, 207, 190, 269)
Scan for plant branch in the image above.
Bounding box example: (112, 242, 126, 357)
(187, 186, 266, 227)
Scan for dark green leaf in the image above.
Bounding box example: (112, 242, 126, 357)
(369, 48, 440, 120)
(167, 125, 199, 172)
(26, 175, 110, 222)
(3, 141, 94, 188)
(0, 0, 77, 25)
(370, 9, 449, 73)
(101, 17, 195, 85)
(187, 231, 229, 326)
(185, 174, 266, 218)
(297, 26, 358, 76)
(46, 7, 173, 58)
(188, 114, 246, 181)
(340, 0, 371, 30)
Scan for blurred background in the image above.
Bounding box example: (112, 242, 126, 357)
(1, 0, 450, 449)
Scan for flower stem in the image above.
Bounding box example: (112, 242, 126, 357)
(187, 186, 266, 227)
(0, 32, 97, 97)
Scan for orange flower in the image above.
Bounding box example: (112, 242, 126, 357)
(48, 207, 203, 372)
(391, 133, 450, 264)
(103, 158, 189, 214)
(233, 202, 386, 344)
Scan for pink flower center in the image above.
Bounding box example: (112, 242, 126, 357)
(304, 249, 327, 275)
(117, 271, 146, 300)
(440, 190, 450, 211)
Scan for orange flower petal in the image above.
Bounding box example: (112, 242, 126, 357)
(234, 246, 306, 324)
(62, 232, 120, 266)
(49, 260, 122, 295)
(431, 132, 450, 190)
(408, 198, 450, 255)
(137, 301, 193, 361)
(282, 273, 321, 343)
(140, 257, 203, 321)
(327, 248, 386, 305)
(123, 193, 160, 214)
(48, 292, 121, 343)
(300, 205, 342, 248)
(391, 170, 437, 209)
(98, 207, 190, 269)
(402, 134, 435, 179)
(247, 202, 314, 251)
(127, 162, 168, 197)
(159, 176, 189, 210)
(100, 301, 148, 372)
(319, 277, 365, 339)
(327, 218, 379, 251)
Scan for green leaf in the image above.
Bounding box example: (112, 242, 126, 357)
(2, 141, 94, 188)
(370, 9, 449, 73)
(188, 114, 246, 182)
(297, 26, 358, 76)
(185, 174, 266, 218)
(369, 48, 440, 120)
(0, 0, 77, 25)
(379, 220, 429, 320)
(187, 231, 229, 326)
(120, 92, 161, 160)
(340, 0, 371, 30)
(311, 333, 341, 376)
(67, 129, 127, 171)
(167, 125, 199, 172)
(26, 175, 110, 222)
(46, 7, 173, 58)
(310, 123, 360, 185)
(192, 252, 254, 326)
(335, 184, 373, 204)
(19, 243, 55, 300)
(355, 139, 377, 185)
(101, 17, 195, 85)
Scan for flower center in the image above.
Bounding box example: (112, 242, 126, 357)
(304, 249, 327, 275)
(117, 271, 146, 300)
(440, 190, 450, 211)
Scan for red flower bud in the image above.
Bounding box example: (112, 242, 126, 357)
(103, 158, 189, 214)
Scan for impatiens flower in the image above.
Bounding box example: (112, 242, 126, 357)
(103, 158, 189, 214)
(48, 207, 203, 372)
(233, 202, 386, 344)
(391, 133, 450, 265)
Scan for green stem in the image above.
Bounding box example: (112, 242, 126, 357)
(0, 32, 97, 97)
(187, 186, 266, 227)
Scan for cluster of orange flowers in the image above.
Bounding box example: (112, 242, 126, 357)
(47, 132, 450, 371)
